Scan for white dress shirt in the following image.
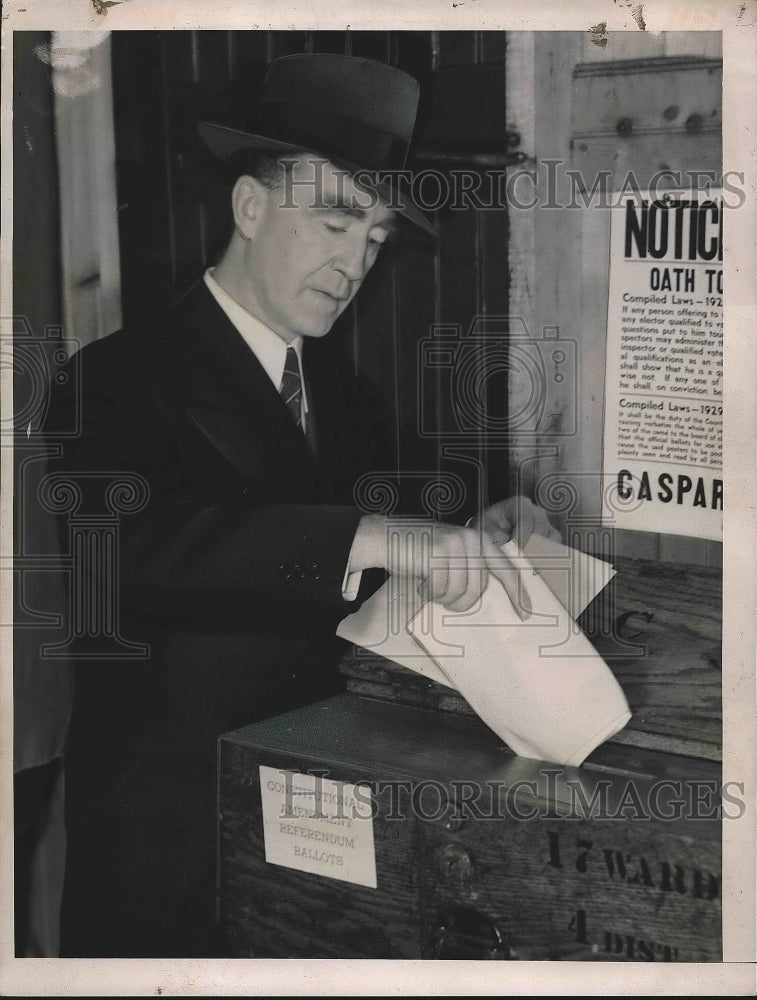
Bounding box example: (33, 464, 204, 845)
(203, 268, 362, 600)
(204, 268, 308, 428)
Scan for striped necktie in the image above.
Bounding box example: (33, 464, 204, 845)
(280, 345, 303, 429)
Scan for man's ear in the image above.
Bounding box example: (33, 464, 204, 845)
(231, 174, 266, 240)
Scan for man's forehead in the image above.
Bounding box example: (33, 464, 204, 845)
(288, 153, 396, 227)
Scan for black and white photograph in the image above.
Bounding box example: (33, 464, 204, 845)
(2, 2, 755, 996)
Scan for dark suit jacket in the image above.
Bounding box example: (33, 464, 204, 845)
(48, 279, 389, 956)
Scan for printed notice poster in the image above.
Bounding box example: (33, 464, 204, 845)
(602, 190, 723, 540)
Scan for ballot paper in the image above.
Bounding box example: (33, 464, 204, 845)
(337, 533, 630, 766)
(337, 532, 615, 687)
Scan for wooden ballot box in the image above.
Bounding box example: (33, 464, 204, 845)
(217, 558, 723, 961)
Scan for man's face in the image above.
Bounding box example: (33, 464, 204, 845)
(237, 156, 396, 341)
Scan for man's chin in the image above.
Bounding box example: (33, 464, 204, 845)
(303, 331, 335, 341)
(298, 316, 341, 339)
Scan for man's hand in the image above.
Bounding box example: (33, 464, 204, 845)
(469, 495, 562, 549)
(350, 514, 530, 617)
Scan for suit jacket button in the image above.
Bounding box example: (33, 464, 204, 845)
(279, 564, 293, 581)
(310, 562, 322, 580)
(294, 563, 307, 580)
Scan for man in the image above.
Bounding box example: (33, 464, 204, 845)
(48, 53, 556, 957)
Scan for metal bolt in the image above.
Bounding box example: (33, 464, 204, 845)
(685, 113, 704, 133)
(663, 105, 679, 121)
(616, 117, 633, 137)
(437, 843, 473, 882)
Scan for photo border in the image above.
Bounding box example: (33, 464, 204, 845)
(1, 1, 754, 995)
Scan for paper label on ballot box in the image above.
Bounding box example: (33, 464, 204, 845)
(258, 765, 377, 888)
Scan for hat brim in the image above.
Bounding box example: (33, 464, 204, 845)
(198, 121, 437, 238)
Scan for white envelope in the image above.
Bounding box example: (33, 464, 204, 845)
(337, 533, 615, 687)
(518, 531, 616, 621)
(405, 541, 631, 766)
(337, 534, 630, 765)
(337, 571, 452, 686)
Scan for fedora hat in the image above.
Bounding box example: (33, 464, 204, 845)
(198, 53, 436, 237)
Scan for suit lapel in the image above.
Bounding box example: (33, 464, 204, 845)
(165, 281, 316, 491)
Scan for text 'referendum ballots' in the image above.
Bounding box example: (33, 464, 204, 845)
(259, 765, 377, 888)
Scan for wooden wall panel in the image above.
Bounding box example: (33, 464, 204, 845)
(229, 30, 270, 74)
(508, 32, 587, 520)
(580, 31, 722, 64)
(111, 32, 173, 320)
(480, 209, 512, 504)
(394, 240, 445, 515)
(310, 31, 350, 55)
(436, 31, 478, 67)
(196, 31, 233, 84)
(170, 202, 207, 293)
(348, 32, 393, 63)
(505, 31, 723, 565)
(480, 30, 508, 64)
(161, 30, 198, 84)
(269, 31, 314, 60)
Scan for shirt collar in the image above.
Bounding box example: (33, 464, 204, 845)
(203, 268, 307, 412)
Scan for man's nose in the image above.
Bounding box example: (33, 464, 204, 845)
(332, 231, 370, 283)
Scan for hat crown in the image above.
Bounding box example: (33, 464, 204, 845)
(258, 54, 420, 140)
(198, 53, 437, 236)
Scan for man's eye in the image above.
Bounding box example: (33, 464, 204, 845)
(325, 223, 347, 234)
